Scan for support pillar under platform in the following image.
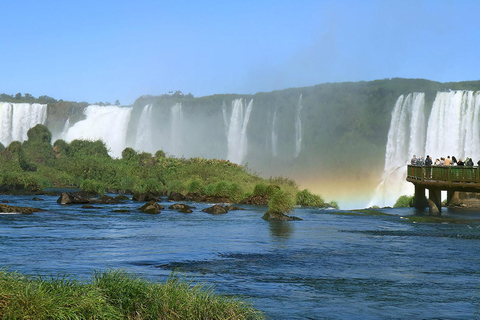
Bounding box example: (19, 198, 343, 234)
(428, 188, 442, 215)
(413, 185, 427, 210)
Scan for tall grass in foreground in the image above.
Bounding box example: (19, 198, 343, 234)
(0, 269, 264, 320)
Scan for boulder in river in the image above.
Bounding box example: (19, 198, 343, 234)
(138, 200, 164, 214)
(0, 203, 43, 214)
(95, 195, 119, 204)
(57, 192, 91, 205)
(202, 204, 228, 214)
(169, 203, 194, 213)
(262, 211, 302, 221)
(167, 191, 185, 202)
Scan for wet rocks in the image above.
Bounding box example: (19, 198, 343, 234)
(169, 203, 195, 213)
(167, 191, 185, 202)
(138, 200, 164, 214)
(202, 204, 228, 214)
(0, 203, 44, 214)
(95, 195, 119, 204)
(262, 211, 302, 221)
(57, 192, 91, 205)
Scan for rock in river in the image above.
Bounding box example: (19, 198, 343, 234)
(0, 203, 43, 214)
(138, 201, 164, 214)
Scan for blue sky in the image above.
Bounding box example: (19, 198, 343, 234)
(1, 0, 479, 104)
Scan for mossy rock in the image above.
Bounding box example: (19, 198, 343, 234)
(262, 211, 302, 221)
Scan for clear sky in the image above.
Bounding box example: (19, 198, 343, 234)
(1, 0, 479, 105)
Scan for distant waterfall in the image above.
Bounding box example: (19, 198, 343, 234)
(295, 94, 303, 158)
(271, 107, 278, 157)
(0, 102, 47, 146)
(223, 99, 253, 164)
(170, 103, 183, 156)
(63, 105, 132, 158)
(370, 92, 426, 207)
(135, 104, 154, 153)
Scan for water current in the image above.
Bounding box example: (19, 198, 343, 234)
(1, 194, 480, 319)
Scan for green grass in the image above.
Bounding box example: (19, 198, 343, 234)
(0, 269, 264, 320)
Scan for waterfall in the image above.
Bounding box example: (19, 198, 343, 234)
(63, 105, 132, 158)
(369, 92, 426, 207)
(0, 102, 47, 146)
(134, 104, 154, 153)
(271, 107, 278, 157)
(170, 103, 183, 156)
(295, 94, 303, 158)
(425, 91, 480, 160)
(223, 98, 253, 164)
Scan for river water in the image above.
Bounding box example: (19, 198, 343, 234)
(1, 194, 480, 319)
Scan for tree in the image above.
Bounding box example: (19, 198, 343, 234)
(115, 100, 120, 106)
(27, 124, 52, 144)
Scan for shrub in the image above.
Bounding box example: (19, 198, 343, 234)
(69, 140, 110, 158)
(295, 189, 325, 207)
(53, 139, 70, 157)
(188, 179, 205, 195)
(27, 124, 52, 144)
(253, 183, 268, 197)
(121, 147, 137, 161)
(204, 184, 216, 196)
(266, 184, 281, 197)
(144, 178, 164, 194)
(393, 195, 414, 208)
(167, 180, 186, 194)
(155, 150, 166, 159)
(213, 181, 229, 198)
(138, 152, 155, 167)
(228, 183, 244, 202)
(268, 190, 295, 214)
(80, 179, 106, 195)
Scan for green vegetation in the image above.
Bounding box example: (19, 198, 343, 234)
(394, 195, 414, 208)
(0, 125, 337, 208)
(0, 268, 264, 320)
(268, 190, 295, 214)
(295, 189, 325, 207)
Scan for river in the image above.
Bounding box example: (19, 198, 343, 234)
(1, 194, 479, 319)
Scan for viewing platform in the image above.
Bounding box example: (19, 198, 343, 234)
(406, 165, 480, 214)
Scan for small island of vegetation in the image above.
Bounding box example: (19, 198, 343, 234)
(0, 124, 337, 212)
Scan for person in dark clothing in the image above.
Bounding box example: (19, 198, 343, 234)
(466, 158, 474, 166)
(425, 155, 433, 166)
(457, 158, 465, 166)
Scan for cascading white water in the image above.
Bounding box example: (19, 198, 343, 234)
(371, 90, 480, 208)
(425, 91, 480, 161)
(170, 103, 183, 156)
(369, 92, 426, 207)
(134, 104, 154, 153)
(295, 94, 303, 158)
(0, 102, 47, 146)
(223, 98, 253, 164)
(271, 107, 278, 157)
(63, 105, 132, 158)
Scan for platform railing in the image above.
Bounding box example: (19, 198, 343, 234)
(407, 165, 479, 183)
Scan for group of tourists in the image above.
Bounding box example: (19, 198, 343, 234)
(411, 155, 479, 167)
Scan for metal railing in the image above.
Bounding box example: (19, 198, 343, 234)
(407, 165, 479, 183)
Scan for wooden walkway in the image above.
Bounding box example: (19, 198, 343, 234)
(406, 165, 480, 214)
